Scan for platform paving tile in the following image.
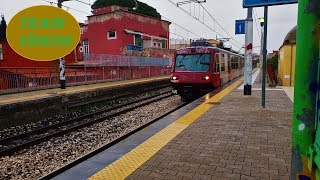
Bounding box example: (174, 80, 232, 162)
(127, 89, 292, 179)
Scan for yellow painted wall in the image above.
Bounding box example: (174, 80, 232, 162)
(278, 44, 296, 86)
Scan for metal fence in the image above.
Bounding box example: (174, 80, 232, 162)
(84, 54, 170, 67)
(0, 66, 172, 94)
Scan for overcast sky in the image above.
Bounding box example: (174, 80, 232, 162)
(1, 0, 298, 53)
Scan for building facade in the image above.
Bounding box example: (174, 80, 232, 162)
(78, 5, 171, 60)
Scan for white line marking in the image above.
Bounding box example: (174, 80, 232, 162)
(238, 69, 260, 90)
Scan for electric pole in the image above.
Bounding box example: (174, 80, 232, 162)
(244, 7, 253, 95)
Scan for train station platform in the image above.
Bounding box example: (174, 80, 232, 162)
(52, 69, 293, 179)
(0, 76, 170, 129)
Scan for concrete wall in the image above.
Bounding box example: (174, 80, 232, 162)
(0, 78, 170, 130)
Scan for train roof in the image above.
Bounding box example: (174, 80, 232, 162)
(176, 46, 244, 57)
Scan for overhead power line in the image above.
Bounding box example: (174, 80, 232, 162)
(199, 3, 242, 46)
(167, 0, 241, 49)
(161, 15, 203, 38)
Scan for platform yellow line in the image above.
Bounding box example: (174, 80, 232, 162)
(0, 76, 169, 104)
(89, 77, 244, 180)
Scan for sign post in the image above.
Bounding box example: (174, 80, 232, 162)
(242, 0, 297, 108)
(244, 9, 253, 96)
(236, 16, 253, 96)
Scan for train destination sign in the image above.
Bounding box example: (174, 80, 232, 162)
(243, 0, 298, 8)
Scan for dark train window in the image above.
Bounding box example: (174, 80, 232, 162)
(174, 54, 211, 72)
(221, 61, 225, 72)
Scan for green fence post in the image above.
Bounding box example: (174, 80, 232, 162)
(292, 0, 319, 179)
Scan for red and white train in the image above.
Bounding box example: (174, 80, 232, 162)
(171, 46, 244, 100)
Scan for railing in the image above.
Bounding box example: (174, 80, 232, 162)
(0, 66, 172, 94)
(84, 54, 170, 67)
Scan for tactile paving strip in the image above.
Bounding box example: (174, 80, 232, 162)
(89, 77, 244, 180)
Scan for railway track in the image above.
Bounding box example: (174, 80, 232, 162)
(0, 89, 174, 157)
(39, 100, 187, 180)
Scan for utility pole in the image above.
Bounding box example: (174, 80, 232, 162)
(258, 18, 264, 82)
(244, 7, 253, 95)
(57, 0, 68, 89)
(259, 18, 264, 68)
(261, 6, 268, 108)
(291, 0, 319, 178)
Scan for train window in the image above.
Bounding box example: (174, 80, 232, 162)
(221, 61, 225, 72)
(174, 54, 211, 72)
(231, 56, 238, 69)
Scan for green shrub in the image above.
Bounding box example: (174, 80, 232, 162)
(267, 54, 279, 70)
(91, 0, 161, 19)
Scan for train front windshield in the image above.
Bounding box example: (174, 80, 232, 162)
(174, 54, 211, 72)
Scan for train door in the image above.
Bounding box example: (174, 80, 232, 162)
(228, 55, 232, 81)
(213, 53, 220, 87)
(219, 52, 229, 85)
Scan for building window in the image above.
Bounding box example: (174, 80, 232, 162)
(134, 34, 143, 46)
(154, 42, 157, 47)
(161, 40, 167, 48)
(83, 40, 89, 60)
(108, 30, 116, 40)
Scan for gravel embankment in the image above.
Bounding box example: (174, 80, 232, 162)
(0, 95, 182, 179)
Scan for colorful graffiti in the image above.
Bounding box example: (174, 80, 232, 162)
(292, 0, 320, 179)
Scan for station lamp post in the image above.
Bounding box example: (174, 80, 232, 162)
(259, 17, 264, 70)
(57, 0, 70, 89)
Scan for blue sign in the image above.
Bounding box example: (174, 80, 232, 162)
(235, 20, 246, 35)
(243, 0, 297, 8)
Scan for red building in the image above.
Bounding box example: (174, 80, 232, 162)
(78, 5, 171, 60)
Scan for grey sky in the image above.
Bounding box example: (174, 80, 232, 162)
(1, 0, 298, 53)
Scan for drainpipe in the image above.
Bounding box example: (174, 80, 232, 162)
(292, 0, 319, 179)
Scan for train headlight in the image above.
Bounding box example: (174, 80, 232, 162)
(203, 76, 210, 80)
(172, 76, 178, 80)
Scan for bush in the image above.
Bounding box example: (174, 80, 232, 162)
(267, 54, 278, 70)
(91, 0, 161, 19)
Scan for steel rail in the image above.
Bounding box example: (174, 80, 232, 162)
(0, 91, 174, 156)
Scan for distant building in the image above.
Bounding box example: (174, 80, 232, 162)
(78, 5, 171, 60)
(278, 25, 296, 87)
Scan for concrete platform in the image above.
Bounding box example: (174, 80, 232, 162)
(47, 69, 293, 179)
(87, 70, 293, 179)
(0, 76, 170, 129)
(127, 89, 292, 179)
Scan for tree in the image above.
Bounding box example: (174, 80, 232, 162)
(0, 15, 7, 40)
(91, 0, 161, 19)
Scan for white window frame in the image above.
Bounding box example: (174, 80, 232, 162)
(107, 30, 117, 40)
